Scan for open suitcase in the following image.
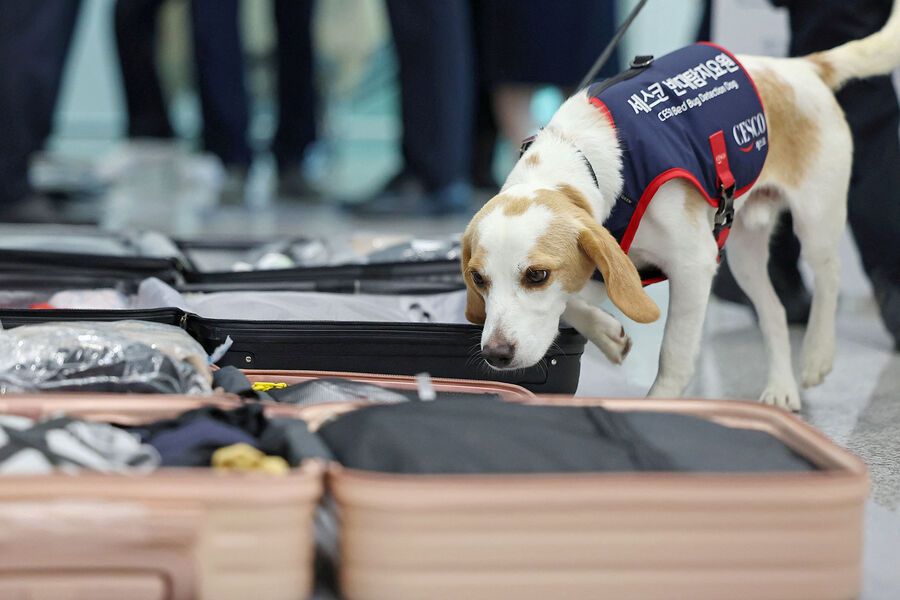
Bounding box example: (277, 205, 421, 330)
(308, 396, 868, 600)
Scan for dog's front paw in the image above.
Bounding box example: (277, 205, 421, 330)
(759, 381, 802, 412)
(595, 325, 632, 365)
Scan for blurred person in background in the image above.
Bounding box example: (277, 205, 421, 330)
(349, 0, 624, 216)
(114, 0, 318, 202)
(346, 0, 475, 216)
(712, 0, 900, 349)
(469, 0, 620, 188)
(115, 0, 251, 199)
(0, 0, 83, 223)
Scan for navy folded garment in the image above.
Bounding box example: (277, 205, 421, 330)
(124, 403, 332, 467)
(147, 419, 259, 467)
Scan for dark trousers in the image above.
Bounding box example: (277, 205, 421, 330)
(0, 0, 82, 205)
(271, 0, 316, 171)
(114, 0, 316, 170)
(777, 0, 900, 282)
(383, 0, 474, 190)
(115, 0, 252, 167)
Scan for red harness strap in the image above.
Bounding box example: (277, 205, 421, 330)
(708, 130, 736, 258)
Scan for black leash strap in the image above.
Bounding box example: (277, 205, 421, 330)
(576, 0, 651, 91)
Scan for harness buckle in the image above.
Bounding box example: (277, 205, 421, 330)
(713, 183, 736, 246)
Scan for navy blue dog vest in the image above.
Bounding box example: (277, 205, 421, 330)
(587, 43, 768, 284)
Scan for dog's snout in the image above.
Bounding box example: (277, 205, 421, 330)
(483, 340, 516, 368)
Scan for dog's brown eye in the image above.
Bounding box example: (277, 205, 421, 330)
(525, 269, 550, 284)
(471, 271, 485, 286)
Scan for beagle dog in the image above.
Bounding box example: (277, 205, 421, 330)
(462, 4, 900, 411)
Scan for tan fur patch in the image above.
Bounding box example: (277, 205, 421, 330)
(500, 196, 533, 216)
(807, 53, 838, 88)
(460, 224, 486, 324)
(528, 218, 594, 293)
(556, 183, 594, 216)
(524, 152, 540, 167)
(498, 188, 598, 293)
(753, 68, 821, 187)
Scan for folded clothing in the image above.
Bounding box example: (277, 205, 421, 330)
(125, 403, 333, 467)
(317, 398, 818, 474)
(0, 415, 159, 475)
(0, 320, 212, 394)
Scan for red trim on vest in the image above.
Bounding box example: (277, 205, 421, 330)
(589, 97, 616, 131)
(618, 168, 757, 254)
(640, 275, 668, 286)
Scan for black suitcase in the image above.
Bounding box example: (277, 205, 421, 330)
(0, 308, 586, 394)
(0, 230, 463, 293)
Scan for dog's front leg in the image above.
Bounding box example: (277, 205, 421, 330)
(647, 264, 717, 397)
(563, 295, 632, 364)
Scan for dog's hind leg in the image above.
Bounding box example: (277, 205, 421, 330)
(727, 201, 801, 410)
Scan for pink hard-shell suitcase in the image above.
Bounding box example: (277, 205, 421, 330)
(323, 397, 869, 600)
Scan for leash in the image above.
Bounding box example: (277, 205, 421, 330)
(576, 0, 651, 91)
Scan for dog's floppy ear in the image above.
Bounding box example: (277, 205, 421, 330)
(578, 219, 660, 323)
(464, 284, 486, 325)
(461, 231, 486, 325)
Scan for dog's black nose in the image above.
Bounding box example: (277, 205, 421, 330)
(483, 342, 516, 368)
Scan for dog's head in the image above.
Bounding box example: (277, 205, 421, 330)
(461, 186, 660, 369)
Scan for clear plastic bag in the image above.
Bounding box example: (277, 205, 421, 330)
(0, 321, 212, 394)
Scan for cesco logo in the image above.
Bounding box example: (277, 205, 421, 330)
(732, 112, 767, 150)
